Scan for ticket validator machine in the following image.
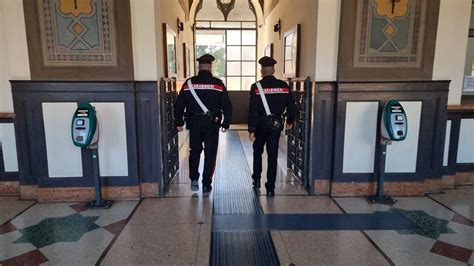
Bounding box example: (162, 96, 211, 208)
(72, 103, 113, 209)
(366, 100, 408, 205)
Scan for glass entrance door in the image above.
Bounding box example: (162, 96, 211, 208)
(195, 22, 257, 91)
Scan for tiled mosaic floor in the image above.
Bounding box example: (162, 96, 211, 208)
(1, 130, 474, 265)
(335, 196, 474, 265)
(0, 200, 138, 265)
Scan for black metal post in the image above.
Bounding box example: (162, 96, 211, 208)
(86, 146, 113, 209)
(366, 139, 397, 205)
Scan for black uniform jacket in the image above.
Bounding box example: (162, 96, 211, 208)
(248, 75, 297, 133)
(174, 70, 233, 129)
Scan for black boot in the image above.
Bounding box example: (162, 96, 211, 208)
(265, 183, 274, 197)
(266, 190, 275, 197)
(203, 185, 212, 197)
(252, 178, 261, 188)
(252, 174, 261, 189)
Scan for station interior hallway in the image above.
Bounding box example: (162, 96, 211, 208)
(1, 129, 474, 265)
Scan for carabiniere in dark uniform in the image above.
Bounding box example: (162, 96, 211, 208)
(174, 54, 232, 196)
(248, 56, 297, 197)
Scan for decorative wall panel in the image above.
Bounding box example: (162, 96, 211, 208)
(338, 0, 440, 81)
(354, 0, 425, 68)
(38, 0, 117, 67)
(24, 0, 133, 80)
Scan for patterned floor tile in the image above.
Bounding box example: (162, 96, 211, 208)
(102, 219, 128, 236)
(0, 222, 16, 235)
(0, 250, 48, 265)
(279, 230, 390, 265)
(0, 197, 35, 225)
(10, 203, 76, 230)
(40, 228, 114, 265)
(390, 208, 455, 240)
(80, 201, 138, 227)
(101, 224, 201, 266)
(1, 200, 138, 264)
(438, 222, 474, 250)
(364, 230, 464, 265)
(69, 203, 88, 213)
(452, 212, 474, 227)
(261, 196, 342, 214)
(0, 231, 37, 261)
(430, 240, 473, 263)
(334, 197, 392, 213)
(430, 187, 474, 220)
(15, 213, 100, 248)
(393, 197, 454, 221)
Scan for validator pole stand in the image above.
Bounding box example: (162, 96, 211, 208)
(85, 144, 113, 209)
(365, 137, 397, 205)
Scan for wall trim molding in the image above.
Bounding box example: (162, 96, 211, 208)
(11, 81, 140, 188)
(310, 81, 450, 193)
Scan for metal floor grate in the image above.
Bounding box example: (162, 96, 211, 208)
(211, 230, 280, 266)
(211, 131, 280, 266)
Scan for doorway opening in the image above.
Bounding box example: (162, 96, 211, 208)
(160, 0, 312, 197)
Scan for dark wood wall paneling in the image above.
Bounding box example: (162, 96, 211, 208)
(445, 106, 474, 174)
(135, 82, 163, 187)
(10, 81, 150, 188)
(228, 91, 250, 124)
(310, 81, 450, 185)
(310, 82, 336, 183)
(0, 114, 19, 182)
(23, 0, 134, 80)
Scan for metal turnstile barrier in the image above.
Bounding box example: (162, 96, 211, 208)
(159, 78, 180, 194)
(287, 78, 312, 191)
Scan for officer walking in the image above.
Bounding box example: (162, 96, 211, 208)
(248, 56, 296, 197)
(174, 54, 232, 196)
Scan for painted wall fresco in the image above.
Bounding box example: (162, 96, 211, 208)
(354, 0, 426, 68)
(37, 0, 117, 67)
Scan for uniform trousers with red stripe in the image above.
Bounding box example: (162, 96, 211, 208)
(252, 122, 281, 191)
(187, 115, 219, 188)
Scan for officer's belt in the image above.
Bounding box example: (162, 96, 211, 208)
(187, 112, 211, 117)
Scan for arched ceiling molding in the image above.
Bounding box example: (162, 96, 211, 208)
(216, 0, 236, 21)
(178, 0, 189, 17)
(190, 0, 264, 26)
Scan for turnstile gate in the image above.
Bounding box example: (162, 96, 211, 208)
(287, 78, 312, 191)
(159, 78, 180, 193)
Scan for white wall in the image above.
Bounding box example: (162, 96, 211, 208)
(457, 118, 474, 163)
(262, 0, 318, 79)
(464, 38, 474, 76)
(433, 0, 472, 104)
(130, 0, 158, 80)
(0, 124, 18, 172)
(43, 103, 83, 178)
(0, 0, 30, 175)
(443, 120, 452, 166)
(155, 0, 195, 80)
(0, 0, 30, 110)
(93, 103, 129, 177)
(343, 102, 378, 173)
(314, 0, 341, 81)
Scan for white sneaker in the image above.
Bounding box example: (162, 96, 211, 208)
(191, 181, 199, 191)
